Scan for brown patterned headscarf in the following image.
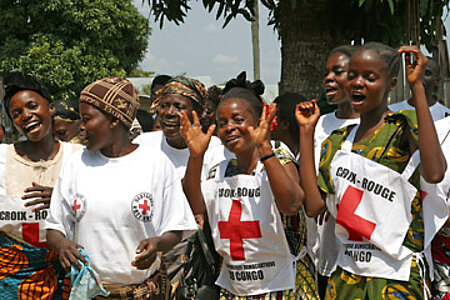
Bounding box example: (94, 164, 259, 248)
(150, 76, 208, 114)
(80, 77, 139, 128)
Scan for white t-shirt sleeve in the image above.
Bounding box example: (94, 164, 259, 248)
(156, 158, 197, 239)
(45, 157, 76, 240)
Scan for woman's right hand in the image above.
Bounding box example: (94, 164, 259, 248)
(295, 100, 321, 128)
(57, 238, 87, 271)
(180, 110, 216, 158)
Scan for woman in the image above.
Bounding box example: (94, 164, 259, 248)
(181, 79, 319, 299)
(0, 72, 81, 299)
(45, 76, 197, 298)
(297, 43, 446, 299)
(52, 98, 82, 143)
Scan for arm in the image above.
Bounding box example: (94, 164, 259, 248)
(296, 100, 327, 217)
(248, 103, 304, 215)
(132, 230, 182, 270)
(46, 229, 87, 271)
(180, 110, 216, 216)
(399, 46, 446, 183)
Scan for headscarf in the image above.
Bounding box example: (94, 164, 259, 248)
(80, 77, 139, 129)
(150, 76, 208, 114)
(3, 72, 52, 119)
(54, 99, 80, 122)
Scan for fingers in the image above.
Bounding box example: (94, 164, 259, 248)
(132, 239, 158, 270)
(60, 244, 87, 271)
(192, 111, 201, 127)
(206, 124, 216, 137)
(132, 251, 157, 270)
(266, 103, 277, 124)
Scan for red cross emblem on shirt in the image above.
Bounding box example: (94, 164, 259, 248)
(336, 185, 376, 241)
(139, 200, 151, 215)
(72, 199, 81, 215)
(218, 200, 262, 261)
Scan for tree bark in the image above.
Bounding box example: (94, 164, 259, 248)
(279, 0, 349, 98)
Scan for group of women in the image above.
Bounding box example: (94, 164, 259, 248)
(0, 41, 449, 300)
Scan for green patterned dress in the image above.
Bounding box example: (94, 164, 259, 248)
(317, 111, 431, 299)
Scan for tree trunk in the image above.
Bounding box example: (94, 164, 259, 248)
(279, 0, 349, 98)
(251, 0, 260, 81)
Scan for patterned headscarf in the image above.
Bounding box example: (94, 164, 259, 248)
(150, 76, 208, 114)
(54, 99, 80, 122)
(80, 77, 140, 129)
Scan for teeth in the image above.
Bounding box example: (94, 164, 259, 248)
(24, 122, 39, 130)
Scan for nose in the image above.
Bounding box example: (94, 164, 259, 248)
(21, 108, 32, 121)
(79, 121, 86, 132)
(166, 105, 178, 117)
(324, 71, 334, 84)
(352, 76, 364, 89)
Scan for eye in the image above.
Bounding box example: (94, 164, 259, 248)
(217, 120, 227, 128)
(28, 102, 39, 109)
(234, 117, 245, 124)
(160, 102, 169, 109)
(366, 74, 377, 82)
(175, 103, 186, 110)
(347, 71, 356, 80)
(11, 110, 21, 119)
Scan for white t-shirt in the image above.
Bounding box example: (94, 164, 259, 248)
(134, 131, 233, 180)
(308, 112, 360, 276)
(45, 145, 197, 285)
(389, 99, 450, 121)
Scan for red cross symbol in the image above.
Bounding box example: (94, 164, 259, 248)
(72, 199, 81, 215)
(336, 186, 376, 241)
(139, 200, 151, 215)
(218, 200, 262, 261)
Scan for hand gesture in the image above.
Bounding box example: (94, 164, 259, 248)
(247, 103, 277, 150)
(295, 100, 321, 128)
(23, 182, 52, 212)
(58, 239, 87, 271)
(180, 111, 216, 158)
(132, 237, 160, 270)
(398, 46, 428, 86)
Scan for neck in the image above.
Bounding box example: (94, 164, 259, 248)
(19, 134, 59, 162)
(408, 94, 436, 107)
(236, 147, 259, 175)
(101, 132, 137, 158)
(358, 104, 389, 140)
(335, 100, 359, 119)
(166, 136, 187, 149)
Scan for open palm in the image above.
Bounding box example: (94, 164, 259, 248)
(247, 103, 277, 148)
(180, 110, 216, 158)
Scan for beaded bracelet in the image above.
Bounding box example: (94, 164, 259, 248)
(259, 152, 276, 163)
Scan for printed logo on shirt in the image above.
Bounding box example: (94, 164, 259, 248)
(131, 192, 154, 222)
(71, 194, 87, 222)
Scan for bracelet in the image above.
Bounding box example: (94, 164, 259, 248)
(260, 152, 276, 163)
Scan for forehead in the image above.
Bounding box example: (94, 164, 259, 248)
(349, 49, 388, 74)
(79, 102, 105, 116)
(160, 94, 192, 106)
(327, 53, 350, 67)
(218, 98, 252, 116)
(9, 90, 47, 107)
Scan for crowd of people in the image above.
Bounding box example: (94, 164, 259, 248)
(0, 42, 449, 300)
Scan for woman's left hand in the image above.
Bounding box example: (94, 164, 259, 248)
(132, 237, 161, 270)
(398, 46, 428, 87)
(22, 182, 52, 212)
(247, 103, 277, 153)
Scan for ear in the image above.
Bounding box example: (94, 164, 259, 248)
(389, 76, 397, 91)
(48, 102, 56, 116)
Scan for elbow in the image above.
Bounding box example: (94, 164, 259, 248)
(304, 206, 322, 218)
(424, 172, 445, 184)
(278, 190, 304, 216)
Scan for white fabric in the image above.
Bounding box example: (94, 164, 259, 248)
(389, 100, 450, 121)
(0, 142, 80, 246)
(201, 160, 296, 296)
(329, 125, 420, 280)
(307, 113, 360, 276)
(134, 131, 233, 180)
(45, 145, 197, 285)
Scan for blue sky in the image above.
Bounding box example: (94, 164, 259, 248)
(134, 1, 450, 86)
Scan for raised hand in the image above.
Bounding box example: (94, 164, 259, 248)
(295, 100, 321, 128)
(247, 103, 277, 150)
(23, 182, 53, 212)
(398, 46, 428, 87)
(180, 110, 216, 158)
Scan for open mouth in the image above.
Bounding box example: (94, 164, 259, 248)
(225, 135, 240, 146)
(23, 121, 41, 134)
(325, 86, 338, 96)
(351, 94, 366, 104)
(162, 121, 179, 130)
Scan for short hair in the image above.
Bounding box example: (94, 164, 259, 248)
(274, 92, 307, 140)
(151, 75, 171, 92)
(220, 87, 263, 122)
(329, 45, 360, 59)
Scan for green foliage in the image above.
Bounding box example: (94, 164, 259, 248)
(141, 83, 153, 95)
(0, 0, 150, 102)
(129, 69, 155, 77)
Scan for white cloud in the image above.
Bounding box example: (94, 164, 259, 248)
(213, 54, 240, 64)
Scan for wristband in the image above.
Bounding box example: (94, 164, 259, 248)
(260, 152, 276, 163)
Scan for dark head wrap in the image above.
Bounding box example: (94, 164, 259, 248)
(222, 71, 265, 102)
(3, 72, 52, 119)
(150, 76, 208, 114)
(54, 99, 80, 121)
